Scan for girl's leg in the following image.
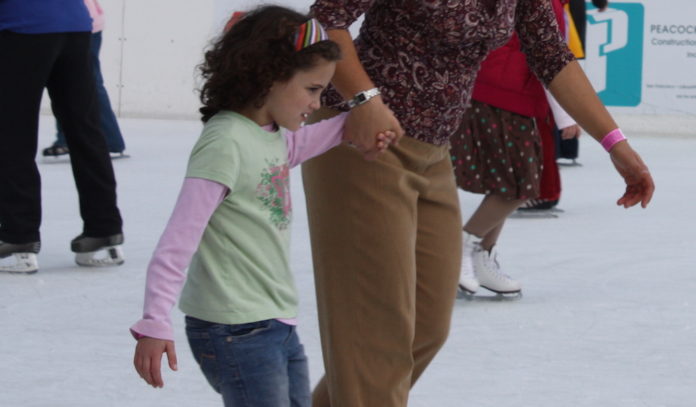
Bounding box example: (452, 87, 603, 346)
(464, 194, 523, 250)
(185, 317, 293, 407)
(286, 328, 311, 407)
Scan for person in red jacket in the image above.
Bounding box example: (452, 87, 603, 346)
(451, 0, 578, 295)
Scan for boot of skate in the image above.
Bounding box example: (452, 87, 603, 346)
(0, 241, 41, 274)
(474, 245, 521, 294)
(71, 233, 125, 267)
(459, 230, 483, 294)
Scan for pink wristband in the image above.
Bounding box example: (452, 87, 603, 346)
(600, 128, 626, 152)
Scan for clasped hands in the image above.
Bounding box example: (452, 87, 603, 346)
(342, 96, 404, 160)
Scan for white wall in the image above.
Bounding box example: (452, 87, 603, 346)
(46, 0, 696, 133)
(42, 0, 313, 120)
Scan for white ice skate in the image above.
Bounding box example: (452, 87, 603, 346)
(458, 231, 482, 294)
(474, 245, 522, 295)
(0, 241, 40, 274)
(71, 234, 125, 267)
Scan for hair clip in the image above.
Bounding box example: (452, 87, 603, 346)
(224, 11, 246, 33)
(293, 18, 329, 51)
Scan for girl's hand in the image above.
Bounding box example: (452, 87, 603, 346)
(609, 141, 655, 208)
(134, 337, 178, 388)
(375, 130, 397, 152)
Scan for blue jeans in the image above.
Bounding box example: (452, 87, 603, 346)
(185, 317, 311, 407)
(55, 31, 125, 153)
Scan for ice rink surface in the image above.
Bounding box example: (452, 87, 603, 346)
(1, 116, 694, 407)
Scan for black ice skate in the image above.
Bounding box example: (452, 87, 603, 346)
(41, 144, 71, 164)
(0, 241, 41, 274)
(71, 233, 125, 267)
(509, 199, 563, 219)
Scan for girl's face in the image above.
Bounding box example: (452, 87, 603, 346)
(263, 58, 336, 131)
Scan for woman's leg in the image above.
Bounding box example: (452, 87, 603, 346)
(410, 152, 462, 384)
(303, 128, 455, 407)
(303, 144, 418, 407)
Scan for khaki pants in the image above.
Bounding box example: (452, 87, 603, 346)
(302, 109, 462, 407)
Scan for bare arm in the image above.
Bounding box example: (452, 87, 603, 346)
(548, 61, 654, 208)
(326, 29, 404, 159)
(326, 29, 375, 99)
(547, 61, 616, 140)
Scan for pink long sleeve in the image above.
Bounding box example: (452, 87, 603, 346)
(286, 112, 347, 168)
(130, 178, 227, 341)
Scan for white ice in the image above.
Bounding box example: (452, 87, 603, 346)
(1, 115, 694, 407)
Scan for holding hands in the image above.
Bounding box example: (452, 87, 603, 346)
(343, 96, 404, 160)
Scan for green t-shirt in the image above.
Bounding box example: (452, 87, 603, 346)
(179, 111, 297, 324)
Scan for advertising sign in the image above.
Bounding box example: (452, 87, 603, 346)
(586, 1, 696, 115)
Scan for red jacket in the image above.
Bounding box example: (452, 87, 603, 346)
(472, 0, 568, 119)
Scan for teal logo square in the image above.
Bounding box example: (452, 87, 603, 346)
(586, 3, 644, 107)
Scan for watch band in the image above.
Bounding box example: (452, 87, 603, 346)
(346, 87, 381, 109)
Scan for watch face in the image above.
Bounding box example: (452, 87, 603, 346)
(348, 88, 380, 108)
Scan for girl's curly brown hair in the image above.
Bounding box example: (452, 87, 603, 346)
(198, 6, 341, 122)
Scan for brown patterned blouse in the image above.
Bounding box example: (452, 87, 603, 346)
(311, 0, 576, 146)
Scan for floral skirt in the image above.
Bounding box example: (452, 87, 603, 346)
(450, 100, 543, 201)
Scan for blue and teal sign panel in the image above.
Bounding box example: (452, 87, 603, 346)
(587, 2, 644, 106)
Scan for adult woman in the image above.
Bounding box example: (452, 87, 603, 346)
(302, 1, 654, 406)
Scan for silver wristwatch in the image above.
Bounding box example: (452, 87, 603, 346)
(346, 87, 381, 109)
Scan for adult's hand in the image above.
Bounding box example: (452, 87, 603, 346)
(344, 96, 404, 160)
(560, 124, 582, 140)
(609, 141, 654, 208)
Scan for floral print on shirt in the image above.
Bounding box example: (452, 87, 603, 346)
(256, 159, 291, 230)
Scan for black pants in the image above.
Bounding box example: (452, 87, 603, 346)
(0, 31, 122, 244)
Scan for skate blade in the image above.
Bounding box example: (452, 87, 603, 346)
(508, 210, 559, 219)
(557, 160, 582, 167)
(457, 288, 522, 302)
(75, 246, 125, 267)
(110, 153, 131, 160)
(457, 283, 478, 296)
(40, 153, 72, 164)
(0, 253, 39, 274)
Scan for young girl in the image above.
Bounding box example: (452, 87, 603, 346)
(131, 6, 392, 406)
